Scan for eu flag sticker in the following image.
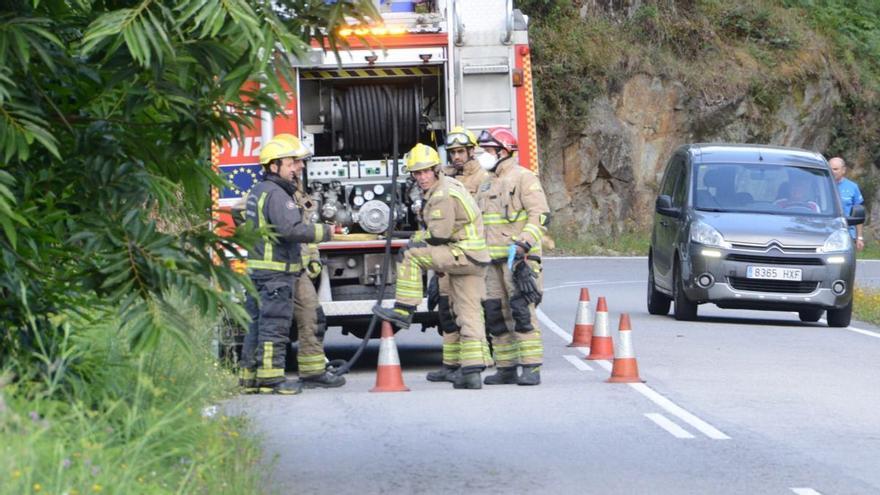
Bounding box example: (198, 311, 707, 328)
(220, 164, 262, 199)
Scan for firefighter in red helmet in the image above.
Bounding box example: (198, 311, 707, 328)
(475, 127, 550, 386)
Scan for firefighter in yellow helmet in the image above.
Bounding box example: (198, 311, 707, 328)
(426, 127, 492, 383)
(476, 128, 550, 386)
(443, 126, 487, 194)
(373, 143, 492, 389)
(272, 134, 343, 388)
(238, 135, 334, 394)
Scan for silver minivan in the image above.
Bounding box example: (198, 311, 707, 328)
(648, 144, 866, 327)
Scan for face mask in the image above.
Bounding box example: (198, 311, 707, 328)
(477, 151, 496, 171)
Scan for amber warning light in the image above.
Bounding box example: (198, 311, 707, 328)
(339, 25, 408, 37)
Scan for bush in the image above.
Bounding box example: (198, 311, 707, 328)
(0, 299, 267, 495)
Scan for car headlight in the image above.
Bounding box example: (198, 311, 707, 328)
(820, 229, 851, 253)
(690, 220, 729, 248)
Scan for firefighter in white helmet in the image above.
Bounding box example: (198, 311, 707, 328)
(426, 127, 491, 382)
(476, 127, 550, 386)
(238, 135, 334, 394)
(373, 143, 491, 389)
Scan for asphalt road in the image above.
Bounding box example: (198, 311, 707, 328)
(225, 258, 880, 495)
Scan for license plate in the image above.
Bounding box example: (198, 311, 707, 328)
(746, 266, 802, 281)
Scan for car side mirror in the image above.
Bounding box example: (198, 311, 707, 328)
(847, 204, 866, 226)
(655, 195, 679, 217)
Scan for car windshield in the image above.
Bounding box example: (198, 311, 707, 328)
(693, 163, 837, 216)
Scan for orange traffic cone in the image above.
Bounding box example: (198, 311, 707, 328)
(586, 297, 613, 360)
(607, 313, 644, 383)
(370, 321, 410, 392)
(567, 288, 593, 347)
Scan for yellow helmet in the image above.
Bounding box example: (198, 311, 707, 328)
(259, 134, 312, 165)
(445, 126, 477, 150)
(405, 143, 441, 172)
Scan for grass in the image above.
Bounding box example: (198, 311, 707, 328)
(0, 299, 269, 495)
(857, 239, 880, 260)
(547, 227, 651, 256)
(854, 287, 880, 326)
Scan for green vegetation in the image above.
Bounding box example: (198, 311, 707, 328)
(548, 226, 650, 256)
(523, 0, 880, 176)
(1, 1, 375, 493)
(0, 299, 265, 494)
(857, 240, 880, 260)
(854, 287, 880, 326)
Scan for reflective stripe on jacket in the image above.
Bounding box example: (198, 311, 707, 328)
(246, 179, 325, 273)
(477, 156, 550, 260)
(418, 175, 490, 263)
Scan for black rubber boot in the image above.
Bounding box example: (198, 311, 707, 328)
(258, 379, 303, 395)
(426, 365, 460, 382)
(299, 371, 346, 389)
(517, 365, 541, 386)
(372, 305, 413, 329)
(239, 378, 258, 394)
(452, 370, 482, 389)
(483, 367, 518, 385)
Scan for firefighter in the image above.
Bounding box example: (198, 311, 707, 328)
(373, 143, 491, 389)
(273, 134, 343, 388)
(427, 127, 491, 382)
(476, 127, 550, 386)
(239, 135, 334, 394)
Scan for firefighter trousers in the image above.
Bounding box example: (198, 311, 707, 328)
(293, 274, 326, 378)
(437, 275, 493, 369)
(240, 271, 297, 385)
(484, 261, 543, 368)
(397, 245, 490, 371)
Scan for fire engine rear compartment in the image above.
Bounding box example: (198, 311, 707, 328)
(298, 69, 446, 161)
(296, 68, 447, 336)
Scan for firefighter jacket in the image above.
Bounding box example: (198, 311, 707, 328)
(245, 175, 330, 274)
(416, 175, 490, 264)
(443, 158, 488, 195)
(477, 156, 550, 261)
(293, 176, 322, 275)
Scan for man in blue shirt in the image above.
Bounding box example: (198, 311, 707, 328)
(829, 157, 864, 251)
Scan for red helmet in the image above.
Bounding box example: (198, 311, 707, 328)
(477, 127, 518, 153)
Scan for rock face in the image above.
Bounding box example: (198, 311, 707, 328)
(541, 72, 846, 236)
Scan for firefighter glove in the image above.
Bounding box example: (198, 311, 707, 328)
(426, 275, 440, 311)
(513, 260, 542, 305)
(306, 260, 323, 279)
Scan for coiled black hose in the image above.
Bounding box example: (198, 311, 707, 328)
(330, 85, 400, 376)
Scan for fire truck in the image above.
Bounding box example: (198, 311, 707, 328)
(213, 0, 539, 340)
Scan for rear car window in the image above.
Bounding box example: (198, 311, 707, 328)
(693, 163, 837, 216)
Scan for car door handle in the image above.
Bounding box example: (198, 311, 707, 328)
(659, 220, 669, 227)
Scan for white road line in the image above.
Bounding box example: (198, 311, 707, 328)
(544, 280, 644, 293)
(543, 280, 604, 292)
(846, 326, 880, 338)
(815, 318, 880, 339)
(644, 413, 695, 439)
(563, 355, 593, 371)
(537, 308, 573, 342)
(538, 307, 730, 440)
(544, 256, 648, 260)
(790, 488, 823, 495)
(629, 383, 730, 440)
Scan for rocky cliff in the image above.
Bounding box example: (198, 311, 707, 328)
(529, 0, 879, 238)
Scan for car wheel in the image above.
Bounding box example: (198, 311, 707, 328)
(826, 301, 852, 328)
(673, 261, 698, 321)
(798, 308, 823, 322)
(647, 257, 671, 316)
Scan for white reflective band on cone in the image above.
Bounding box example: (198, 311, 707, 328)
(614, 329, 635, 359)
(576, 301, 593, 324)
(593, 310, 609, 337)
(378, 336, 401, 366)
